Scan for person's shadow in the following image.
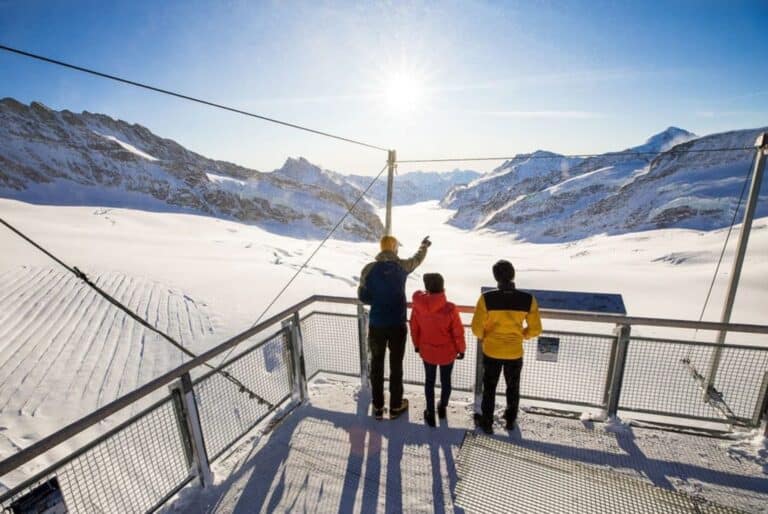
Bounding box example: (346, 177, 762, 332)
(201, 384, 467, 513)
(339, 387, 467, 513)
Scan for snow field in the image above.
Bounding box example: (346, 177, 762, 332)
(0, 198, 766, 502)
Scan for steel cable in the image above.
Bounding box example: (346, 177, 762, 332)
(397, 146, 752, 164)
(0, 44, 388, 153)
(0, 217, 271, 404)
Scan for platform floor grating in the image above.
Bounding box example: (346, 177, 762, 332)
(455, 431, 743, 514)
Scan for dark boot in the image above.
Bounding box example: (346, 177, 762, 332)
(424, 409, 436, 427)
(390, 398, 409, 419)
(473, 413, 493, 434)
(437, 403, 447, 419)
(504, 409, 516, 430)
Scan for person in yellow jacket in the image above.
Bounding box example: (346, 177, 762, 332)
(471, 260, 542, 434)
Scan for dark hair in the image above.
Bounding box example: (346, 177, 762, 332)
(423, 273, 444, 293)
(492, 260, 515, 283)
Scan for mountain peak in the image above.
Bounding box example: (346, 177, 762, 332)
(281, 156, 323, 175)
(633, 127, 697, 154)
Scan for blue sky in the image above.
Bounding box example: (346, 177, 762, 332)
(1, 0, 767, 174)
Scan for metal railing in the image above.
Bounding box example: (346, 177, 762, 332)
(1, 295, 767, 513)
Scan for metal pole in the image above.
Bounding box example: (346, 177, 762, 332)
(602, 332, 620, 410)
(473, 339, 484, 415)
(286, 312, 308, 402)
(606, 324, 631, 419)
(357, 303, 370, 394)
(707, 133, 767, 391)
(751, 371, 768, 428)
(169, 373, 213, 488)
(385, 149, 396, 235)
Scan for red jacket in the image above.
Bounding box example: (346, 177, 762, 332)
(410, 291, 466, 365)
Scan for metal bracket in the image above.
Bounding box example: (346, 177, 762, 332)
(357, 304, 370, 394)
(285, 311, 308, 402)
(606, 324, 631, 418)
(473, 339, 484, 414)
(752, 371, 768, 429)
(169, 373, 213, 488)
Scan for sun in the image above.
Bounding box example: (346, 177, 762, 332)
(383, 71, 425, 115)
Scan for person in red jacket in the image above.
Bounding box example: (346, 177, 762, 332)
(410, 273, 466, 427)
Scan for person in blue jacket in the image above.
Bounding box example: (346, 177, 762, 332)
(358, 234, 431, 419)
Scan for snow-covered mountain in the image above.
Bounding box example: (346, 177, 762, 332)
(0, 98, 383, 241)
(347, 169, 480, 206)
(442, 127, 767, 242)
(441, 151, 584, 228)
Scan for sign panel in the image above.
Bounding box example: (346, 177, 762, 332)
(536, 336, 560, 362)
(264, 342, 281, 373)
(11, 477, 68, 514)
(480, 287, 626, 315)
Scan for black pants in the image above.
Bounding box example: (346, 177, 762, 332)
(481, 355, 523, 423)
(368, 324, 407, 410)
(423, 361, 454, 413)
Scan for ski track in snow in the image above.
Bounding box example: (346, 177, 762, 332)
(0, 267, 214, 421)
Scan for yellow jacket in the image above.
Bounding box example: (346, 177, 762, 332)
(471, 286, 543, 360)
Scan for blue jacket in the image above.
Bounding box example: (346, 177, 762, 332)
(358, 247, 427, 327)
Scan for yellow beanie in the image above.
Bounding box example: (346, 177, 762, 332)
(380, 235, 398, 252)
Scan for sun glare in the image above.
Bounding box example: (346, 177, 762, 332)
(383, 71, 425, 115)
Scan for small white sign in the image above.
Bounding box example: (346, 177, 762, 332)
(11, 477, 68, 514)
(536, 337, 560, 363)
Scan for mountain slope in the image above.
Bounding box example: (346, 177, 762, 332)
(444, 127, 767, 242)
(0, 98, 383, 241)
(441, 151, 583, 229)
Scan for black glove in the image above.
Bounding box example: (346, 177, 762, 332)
(421, 236, 432, 248)
(457, 352, 465, 360)
(415, 347, 420, 353)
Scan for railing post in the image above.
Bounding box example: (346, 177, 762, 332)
(473, 339, 484, 415)
(606, 324, 631, 418)
(286, 311, 308, 402)
(752, 371, 768, 430)
(357, 303, 370, 394)
(602, 333, 619, 410)
(707, 133, 768, 391)
(169, 373, 213, 488)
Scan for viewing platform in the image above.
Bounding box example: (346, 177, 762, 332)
(0, 296, 766, 513)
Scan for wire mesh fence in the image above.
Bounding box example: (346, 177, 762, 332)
(620, 337, 768, 423)
(380, 325, 613, 407)
(301, 312, 360, 379)
(193, 329, 294, 460)
(302, 309, 768, 425)
(0, 399, 190, 513)
(0, 328, 295, 513)
(519, 331, 615, 407)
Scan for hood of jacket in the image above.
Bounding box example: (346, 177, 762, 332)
(412, 290, 448, 313)
(375, 250, 399, 262)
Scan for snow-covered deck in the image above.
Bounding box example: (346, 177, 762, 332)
(166, 376, 768, 514)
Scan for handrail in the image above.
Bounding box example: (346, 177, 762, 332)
(1, 293, 765, 476)
(0, 294, 348, 475)
(455, 305, 768, 334)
